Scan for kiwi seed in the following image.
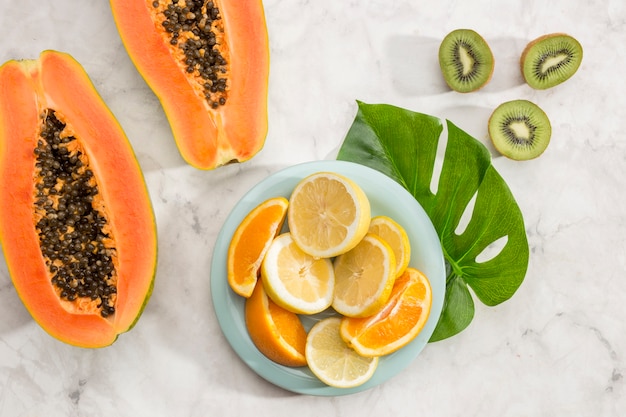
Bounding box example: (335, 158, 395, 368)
(520, 33, 583, 90)
(488, 100, 552, 160)
(438, 29, 495, 93)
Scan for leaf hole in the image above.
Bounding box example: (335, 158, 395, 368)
(429, 122, 448, 195)
(476, 235, 509, 263)
(454, 191, 477, 236)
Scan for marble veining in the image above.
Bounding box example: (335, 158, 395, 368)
(1, 0, 625, 415)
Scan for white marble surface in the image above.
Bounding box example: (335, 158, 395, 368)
(1, 0, 625, 415)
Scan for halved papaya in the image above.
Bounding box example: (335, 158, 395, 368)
(0, 50, 157, 348)
(110, 0, 270, 170)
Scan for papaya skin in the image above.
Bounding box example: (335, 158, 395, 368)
(109, 0, 270, 170)
(0, 50, 157, 348)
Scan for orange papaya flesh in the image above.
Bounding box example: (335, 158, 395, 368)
(110, 0, 270, 170)
(0, 50, 157, 348)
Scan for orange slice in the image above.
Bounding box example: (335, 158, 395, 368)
(340, 267, 432, 357)
(227, 197, 288, 297)
(245, 279, 307, 367)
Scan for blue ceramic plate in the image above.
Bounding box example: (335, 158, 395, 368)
(210, 160, 445, 396)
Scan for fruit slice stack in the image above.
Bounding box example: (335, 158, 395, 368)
(226, 171, 432, 389)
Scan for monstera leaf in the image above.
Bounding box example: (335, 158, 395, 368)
(337, 101, 529, 342)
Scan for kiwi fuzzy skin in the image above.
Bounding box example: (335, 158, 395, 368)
(520, 33, 583, 90)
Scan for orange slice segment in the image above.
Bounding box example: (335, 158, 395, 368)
(340, 267, 432, 357)
(227, 196, 288, 297)
(245, 279, 307, 367)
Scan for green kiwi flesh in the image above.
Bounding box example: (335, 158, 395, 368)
(438, 29, 495, 93)
(488, 100, 552, 160)
(521, 33, 583, 89)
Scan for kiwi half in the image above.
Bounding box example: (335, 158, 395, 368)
(521, 33, 583, 89)
(488, 100, 552, 160)
(438, 29, 495, 93)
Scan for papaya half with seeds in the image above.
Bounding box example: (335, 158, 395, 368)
(0, 50, 157, 348)
(110, 0, 270, 170)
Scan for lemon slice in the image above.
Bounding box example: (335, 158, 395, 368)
(332, 233, 396, 318)
(287, 171, 371, 258)
(305, 317, 378, 388)
(368, 215, 411, 278)
(261, 233, 335, 315)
